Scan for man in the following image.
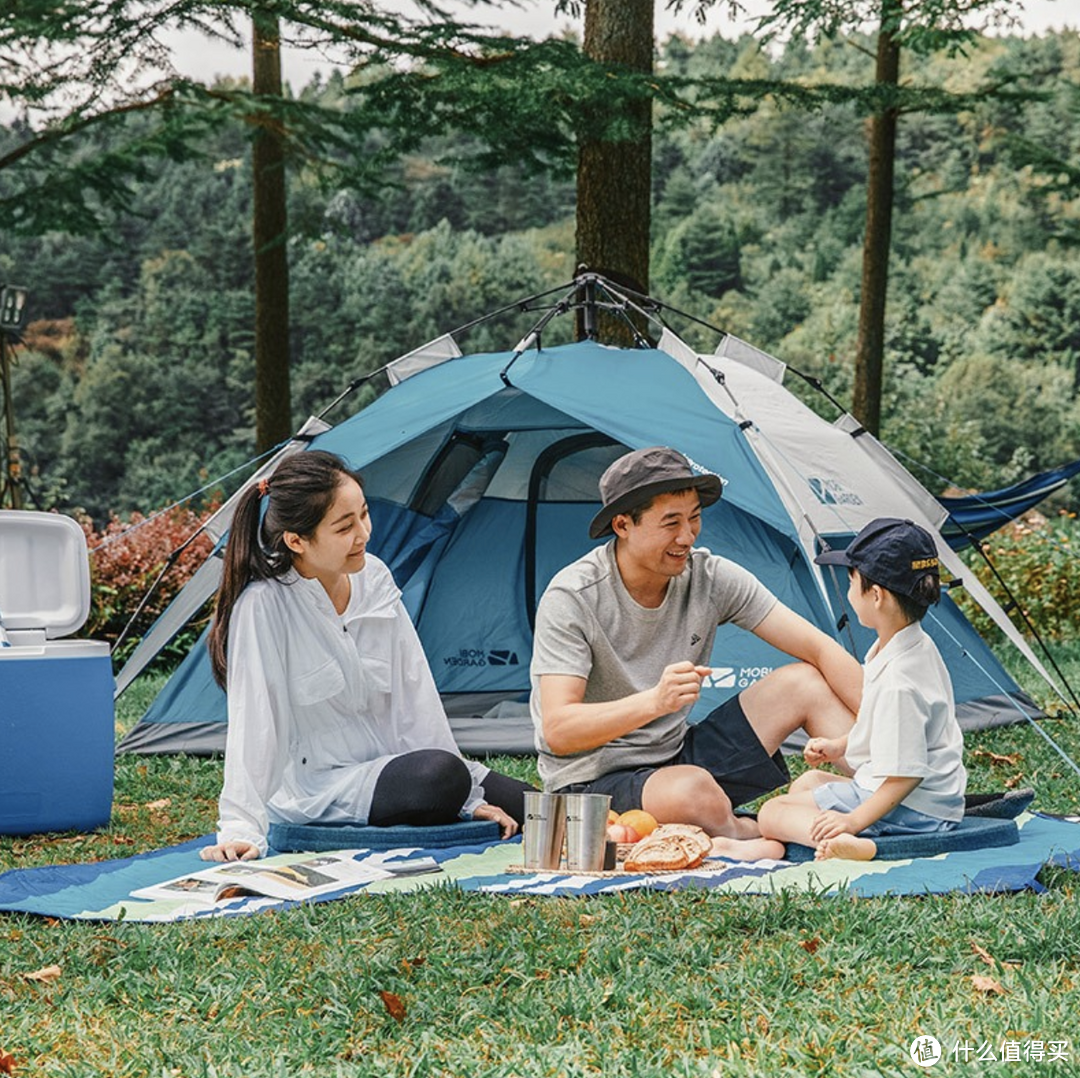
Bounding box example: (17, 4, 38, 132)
(530, 446, 863, 840)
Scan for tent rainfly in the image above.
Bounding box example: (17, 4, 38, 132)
(116, 282, 1062, 757)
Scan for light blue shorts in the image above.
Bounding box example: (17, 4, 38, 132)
(812, 780, 957, 837)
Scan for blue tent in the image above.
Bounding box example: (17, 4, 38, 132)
(117, 334, 1050, 755)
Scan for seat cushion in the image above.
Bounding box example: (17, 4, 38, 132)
(784, 815, 1020, 863)
(268, 819, 501, 853)
(963, 788, 1035, 819)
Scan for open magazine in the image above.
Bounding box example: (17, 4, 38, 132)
(129, 851, 442, 905)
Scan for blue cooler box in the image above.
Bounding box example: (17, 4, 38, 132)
(0, 510, 115, 835)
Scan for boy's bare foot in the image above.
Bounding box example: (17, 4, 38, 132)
(815, 834, 877, 861)
(710, 836, 786, 862)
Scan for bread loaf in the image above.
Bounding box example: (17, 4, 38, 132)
(623, 831, 706, 872)
(648, 823, 712, 857)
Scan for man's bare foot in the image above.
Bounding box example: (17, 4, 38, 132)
(710, 836, 786, 862)
(815, 834, 877, 861)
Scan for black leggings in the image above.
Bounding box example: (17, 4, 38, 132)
(367, 749, 536, 827)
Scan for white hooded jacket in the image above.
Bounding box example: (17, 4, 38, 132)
(217, 555, 487, 854)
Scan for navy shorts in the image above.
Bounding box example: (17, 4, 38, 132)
(556, 694, 791, 814)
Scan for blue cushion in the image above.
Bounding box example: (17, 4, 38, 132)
(784, 815, 1020, 863)
(963, 788, 1035, 819)
(267, 819, 501, 853)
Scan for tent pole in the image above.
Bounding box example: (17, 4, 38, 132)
(499, 283, 580, 386)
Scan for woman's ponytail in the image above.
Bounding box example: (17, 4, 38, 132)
(208, 482, 289, 688)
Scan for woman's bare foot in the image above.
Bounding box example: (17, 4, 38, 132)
(710, 836, 786, 862)
(815, 834, 877, 861)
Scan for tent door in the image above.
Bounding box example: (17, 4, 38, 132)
(524, 432, 623, 631)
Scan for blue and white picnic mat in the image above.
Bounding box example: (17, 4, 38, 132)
(2, 812, 1078, 922)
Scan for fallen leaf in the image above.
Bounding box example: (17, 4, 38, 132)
(1005, 774, 1024, 789)
(971, 975, 1006, 995)
(970, 941, 1021, 969)
(23, 965, 61, 983)
(799, 937, 821, 955)
(0, 1048, 16, 1075)
(972, 750, 1021, 766)
(579, 914, 599, 926)
(378, 990, 406, 1023)
(145, 799, 171, 811)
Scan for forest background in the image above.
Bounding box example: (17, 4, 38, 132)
(1, 11, 1079, 660)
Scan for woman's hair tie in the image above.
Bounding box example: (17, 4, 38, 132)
(258, 477, 270, 498)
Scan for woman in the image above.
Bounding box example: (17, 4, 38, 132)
(200, 450, 533, 862)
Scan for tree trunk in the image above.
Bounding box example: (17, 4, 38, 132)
(576, 0, 654, 345)
(252, 9, 292, 452)
(851, 1, 901, 436)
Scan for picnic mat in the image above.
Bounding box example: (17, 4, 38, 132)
(2, 812, 1078, 922)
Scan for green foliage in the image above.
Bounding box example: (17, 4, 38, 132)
(956, 513, 1080, 644)
(653, 204, 742, 299)
(81, 505, 215, 666)
(979, 252, 1080, 377)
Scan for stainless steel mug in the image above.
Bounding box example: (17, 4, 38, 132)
(522, 791, 567, 870)
(564, 792, 612, 872)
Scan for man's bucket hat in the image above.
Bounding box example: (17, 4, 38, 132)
(588, 446, 724, 540)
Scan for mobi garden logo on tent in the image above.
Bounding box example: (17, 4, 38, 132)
(443, 648, 520, 668)
(702, 666, 773, 691)
(808, 477, 864, 506)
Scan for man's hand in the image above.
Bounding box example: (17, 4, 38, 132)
(199, 841, 260, 863)
(473, 802, 519, 839)
(652, 661, 713, 716)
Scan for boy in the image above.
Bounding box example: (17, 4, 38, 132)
(714, 517, 967, 862)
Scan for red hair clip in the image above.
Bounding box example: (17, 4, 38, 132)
(258, 478, 270, 497)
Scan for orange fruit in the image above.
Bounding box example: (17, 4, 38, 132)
(617, 809, 658, 837)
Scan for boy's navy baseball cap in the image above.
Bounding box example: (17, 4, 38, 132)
(814, 517, 940, 599)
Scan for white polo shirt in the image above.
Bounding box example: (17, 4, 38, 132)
(846, 621, 966, 822)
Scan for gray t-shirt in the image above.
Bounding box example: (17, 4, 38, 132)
(530, 541, 778, 790)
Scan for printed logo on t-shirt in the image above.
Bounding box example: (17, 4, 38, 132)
(690, 633, 702, 646)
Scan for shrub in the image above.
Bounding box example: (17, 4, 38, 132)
(955, 511, 1080, 643)
(81, 506, 216, 668)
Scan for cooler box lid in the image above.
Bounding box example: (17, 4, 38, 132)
(0, 510, 92, 638)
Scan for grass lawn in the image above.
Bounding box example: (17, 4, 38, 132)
(2, 654, 1080, 1077)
